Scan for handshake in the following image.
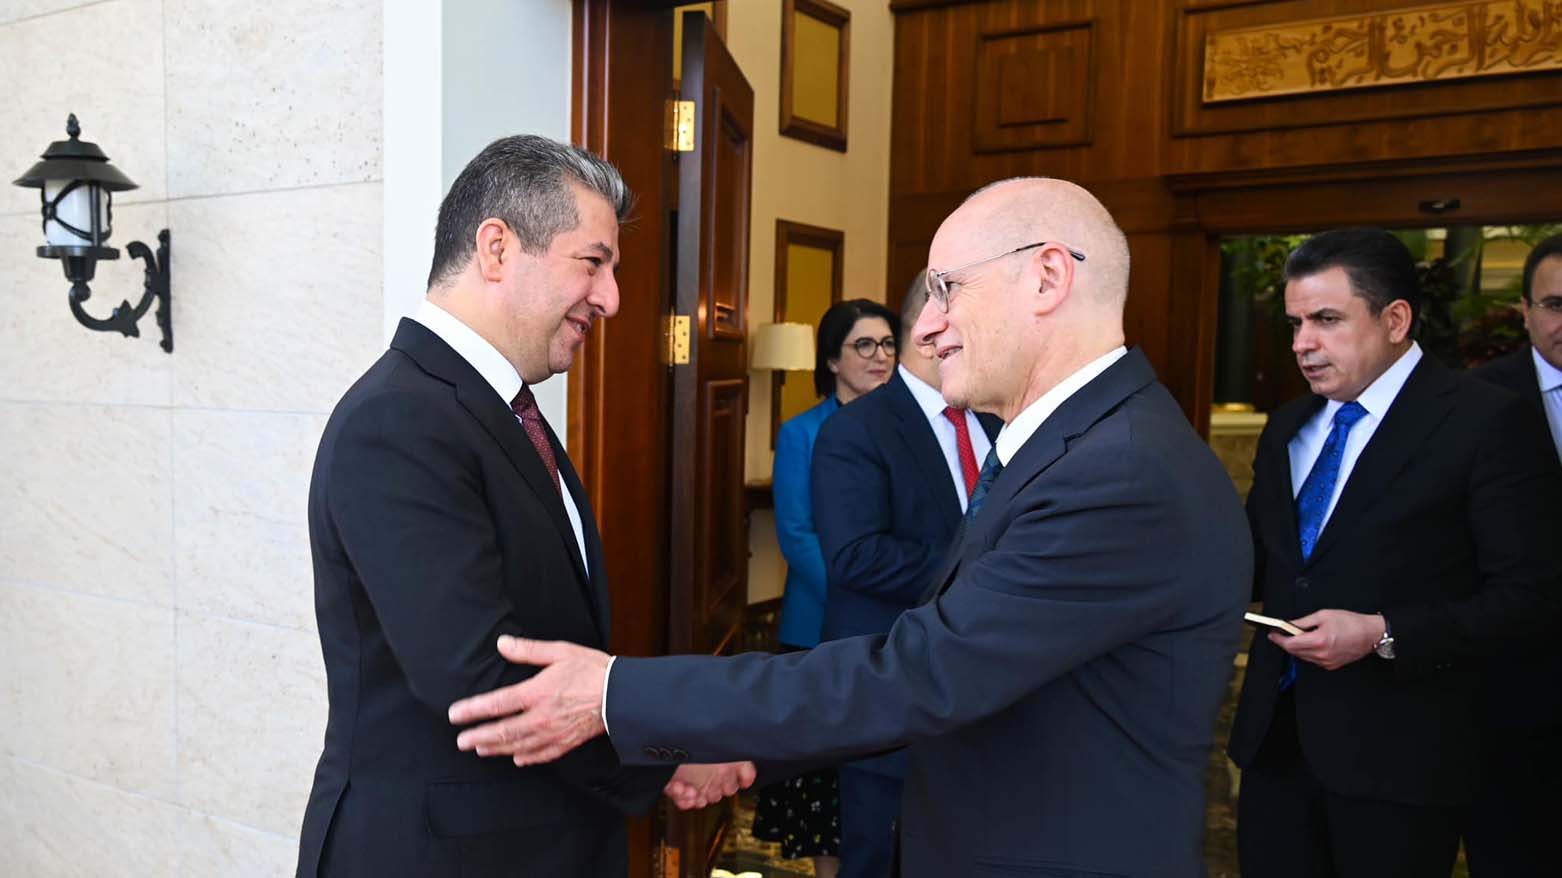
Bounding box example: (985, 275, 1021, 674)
(663, 760, 757, 811)
(446, 635, 756, 812)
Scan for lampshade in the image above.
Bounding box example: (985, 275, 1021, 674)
(751, 322, 815, 371)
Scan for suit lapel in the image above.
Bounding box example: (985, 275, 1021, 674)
(885, 374, 964, 529)
(979, 349, 1157, 522)
(1306, 358, 1457, 566)
(926, 349, 1157, 600)
(390, 321, 595, 598)
(1258, 395, 1323, 569)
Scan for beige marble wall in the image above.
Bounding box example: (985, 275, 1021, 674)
(0, 0, 383, 873)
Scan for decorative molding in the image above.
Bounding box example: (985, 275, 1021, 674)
(771, 220, 844, 446)
(972, 21, 1095, 153)
(1203, 0, 1562, 104)
(780, 0, 851, 151)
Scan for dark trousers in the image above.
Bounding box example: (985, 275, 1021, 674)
(1237, 693, 1460, 878)
(838, 766, 900, 878)
(1462, 723, 1562, 878)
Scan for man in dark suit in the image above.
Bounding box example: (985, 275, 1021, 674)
(449, 178, 1253, 877)
(811, 278, 999, 878)
(296, 136, 748, 877)
(1228, 228, 1562, 878)
(1463, 233, 1562, 876)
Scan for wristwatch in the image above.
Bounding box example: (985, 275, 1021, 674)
(1373, 617, 1396, 660)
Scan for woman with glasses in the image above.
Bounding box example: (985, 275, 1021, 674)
(752, 298, 901, 877)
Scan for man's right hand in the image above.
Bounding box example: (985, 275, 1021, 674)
(663, 761, 757, 810)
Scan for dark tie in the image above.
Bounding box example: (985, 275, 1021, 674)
(942, 406, 980, 498)
(1279, 400, 1368, 690)
(965, 447, 1002, 521)
(511, 386, 561, 498)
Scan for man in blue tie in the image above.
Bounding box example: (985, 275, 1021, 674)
(1228, 228, 1562, 877)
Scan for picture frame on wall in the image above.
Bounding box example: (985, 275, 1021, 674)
(780, 0, 851, 152)
(772, 219, 845, 445)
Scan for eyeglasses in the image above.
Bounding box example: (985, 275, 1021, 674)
(1526, 296, 1562, 315)
(847, 336, 897, 359)
(923, 241, 1086, 313)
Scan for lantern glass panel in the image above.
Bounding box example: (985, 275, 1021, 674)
(42, 180, 109, 247)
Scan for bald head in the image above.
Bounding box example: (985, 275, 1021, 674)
(954, 177, 1130, 309)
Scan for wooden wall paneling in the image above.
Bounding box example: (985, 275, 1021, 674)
(971, 20, 1095, 153)
(1176, 158, 1562, 234)
(1165, 0, 1562, 175)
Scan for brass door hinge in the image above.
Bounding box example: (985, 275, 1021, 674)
(665, 314, 691, 365)
(665, 99, 695, 152)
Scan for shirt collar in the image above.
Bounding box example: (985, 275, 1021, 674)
(993, 346, 1128, 465)
(1319, 341, 1422, 424)
(411, 299, 524, 406)
(1532, 345, 1562, 393)
(898, 363, 950, 424)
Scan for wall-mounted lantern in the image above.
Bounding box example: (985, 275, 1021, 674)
(13, 114, 172, 353)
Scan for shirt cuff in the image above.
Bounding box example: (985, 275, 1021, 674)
(601, 655, 616, 737)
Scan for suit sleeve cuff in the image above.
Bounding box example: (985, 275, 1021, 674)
(601, 654, 616, 738)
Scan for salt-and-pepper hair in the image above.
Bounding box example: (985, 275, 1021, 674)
(427, 135, 632, 289)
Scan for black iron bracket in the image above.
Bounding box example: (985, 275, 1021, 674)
(64, 229, 172, 353)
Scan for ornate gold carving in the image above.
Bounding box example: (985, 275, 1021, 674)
(1203, 0, 1562, 103)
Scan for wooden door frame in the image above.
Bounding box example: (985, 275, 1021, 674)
(569, 2, 677, 876)
(1166, 149, 1562, 436)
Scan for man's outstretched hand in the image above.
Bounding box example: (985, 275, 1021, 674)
(664, 762, 758, 810)
(448, 636, 610, 766)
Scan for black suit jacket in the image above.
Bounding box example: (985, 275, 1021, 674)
(1470, 346, 1562, 730)
(1228, 355, 1562, 806)
(607, 350, 1252, 877)
(296, 320, 669, 878)
(812, 371, 999, 778)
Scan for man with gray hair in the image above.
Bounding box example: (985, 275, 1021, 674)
(448, 176, 1252, 877)
(296, 135, 751, 877)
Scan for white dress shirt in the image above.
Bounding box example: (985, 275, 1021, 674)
(898, 364, 993, 512)
(1531, 346, 1562, 463)
(993, 347, 1129, 465)
(1287, 342, 1423, 530)
(411, 299, 589, 574)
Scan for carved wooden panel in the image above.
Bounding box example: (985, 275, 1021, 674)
(1174, 0, 1562, 137)
(699, 378, 747, 654)
(973, 22, 1095, 153)
(1202, 0, 1562, 103)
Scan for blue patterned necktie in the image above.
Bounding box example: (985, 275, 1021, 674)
(966, 447, 1003, 521)
(1279, 400, 1368, 690)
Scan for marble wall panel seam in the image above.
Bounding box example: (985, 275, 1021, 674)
(9, 753, 303, 842)
(0, 576, 167, 610)
(161, 178, 382, 207)
(0, 0, 115, 28)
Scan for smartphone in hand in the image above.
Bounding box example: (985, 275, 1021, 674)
(1243, 612, 1307, 637)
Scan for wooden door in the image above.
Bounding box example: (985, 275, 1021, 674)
(665, 10, 755, 878)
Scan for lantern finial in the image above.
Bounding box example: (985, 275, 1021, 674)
(66, 114, 80, 140)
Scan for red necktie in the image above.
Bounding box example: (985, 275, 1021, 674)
(511, 386, 562, 497)
(943, 406, 979, 498)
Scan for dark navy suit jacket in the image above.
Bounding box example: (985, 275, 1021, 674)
(606, 350, 1252, 877)
(812, 370, 999, 777)
(1229, 356, 1562, 807)
(297, 321, 668, 877)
